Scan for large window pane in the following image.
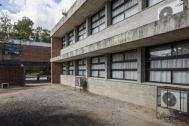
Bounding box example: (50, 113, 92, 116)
(173, 41, 189, 55)
(149, 71, 171, 83)
(173, 72, 189, 84)
(125, 71, 137, 80)
(148, 0, 162, 7)
(112, 71, 123, 79)
(148, 45, 171, 58)
(78, 59, 86, 76)
(91, 56, 105, 78)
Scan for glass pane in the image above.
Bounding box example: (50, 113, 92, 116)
(99, 71, 105, 78)
(79, 71, 83, 76)
(92, 27, 99, 34)
(69, 71, 73, 75)
(148, 45, 171, 58)
(125, 51, 137, 60)
(173, 41, 189, 55)
(112, 0, 124, 9)
(63, 67, 66, 70)
(91, 64, 105, 69)
(148, 0, 162, 7)
(112, 5, 124, 17)
(92, 71, 98, 77)
(99, 23, 105, 31)
(150, 59, 189, 68)
(173, 71, 189, 84)
(69, 66, 74, 70)
(112, 13, 124, 24)
(92, 14, 99, 22)
(112, 71, 123, 79)
(125, 3, 138, 18)
(99, 56, 105, 63)
(79, 66, 86, 70)
(92, 57, 98, 63)
(112, 62, 137, 69)
(125, 71, 137, 80)
(112, 53, 123, 61)
(63, 71, 66, 75)
(149, 71, 171, 83)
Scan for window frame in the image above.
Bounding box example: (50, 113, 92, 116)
(68, 61, 74, 75)
(77, 59, 86, 76)
(91, 55, 105, 78)
(68, 30, 74, 45)
(146, 40, 189, 86)
(62, 62, 66, 75)
(91, 8, 105, 34)
(62, 36, 66, 48)
(146, 0, 162, 7)
(78, 21, 86, 41)
(111, 0, 138, 24)
(110, 50, 137, 81)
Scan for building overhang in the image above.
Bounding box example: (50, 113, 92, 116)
(50, 0, 112, 37)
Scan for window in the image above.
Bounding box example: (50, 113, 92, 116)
(68, 61, 74, 75)
(111, 50, 137, 80)
(3, 44, 20, 55)
(91, 56, 105, 78)
(68, 30, 74, 45)
(91, 8, 105, 34)
(78, 22, 86, 41)
(146, 40, 189, 85)
(78, 59, 86, 76)
(62, 37, 66, 48)
(112, 0, 138, 24)
(147, 0, 162, 7)
(62, 62, 66, 75)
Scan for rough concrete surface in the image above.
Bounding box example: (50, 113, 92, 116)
(0, 83, 189, 126)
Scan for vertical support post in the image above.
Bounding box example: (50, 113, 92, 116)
(86, 57, 91, 78)
(65, 33, 69, 47)
(74, 60, 78, 76)
(137, 47, 145, 83)
(105, 54, 110, 80)
(66, 62, 69, 75)
(86, 17, 91, 36)
(105, 1, 111, 27)
(74, 26, 78, 43)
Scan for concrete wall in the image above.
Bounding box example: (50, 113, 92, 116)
(21, 45, 51, 62)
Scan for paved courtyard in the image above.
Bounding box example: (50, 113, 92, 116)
(0, 82, 188, 126)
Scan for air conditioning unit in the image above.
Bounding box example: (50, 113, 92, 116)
(158, 0, 183, 20)
(75, 77, 86, 87)
(161, 89, 189, 112)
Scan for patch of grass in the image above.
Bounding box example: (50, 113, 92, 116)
(9, 96, 14, 98)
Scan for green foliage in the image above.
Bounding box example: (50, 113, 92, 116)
(25, 66, 49, 74)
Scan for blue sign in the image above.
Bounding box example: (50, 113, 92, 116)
(179, 96, 186, 100)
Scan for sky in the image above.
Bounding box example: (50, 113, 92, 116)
(0, 0, 76, 30)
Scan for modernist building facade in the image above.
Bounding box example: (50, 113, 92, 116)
(51, 0, 189, 110)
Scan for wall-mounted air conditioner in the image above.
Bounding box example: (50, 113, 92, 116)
(75, 77, 86, 87)
(158, 0, 184, 20)
(161, 89, 189, 112)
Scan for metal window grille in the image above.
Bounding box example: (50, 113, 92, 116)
(111, 0, 138, 24)
(146, 40, 189, 85)
(91, 8, 105, 34)
(91, 56, 105, 78)
(78, 22, 86, 41)
(111, 50, 137, 80)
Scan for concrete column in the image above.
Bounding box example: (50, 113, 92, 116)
(105, 54, 110, 80)
(138, 0, 147, 11)
(66, 62, 69, 75)
(105, 1, 111, 27)
(51, 62, 62, 83)
(187, 0, 189, 10)
(86, 57, 91, 78)
(74, 60, 78, 76)
(65, 33, 69, 47)
(137, 47, 145, 83)
(86, 17, 91, 36)
(74, 27, 78, 43)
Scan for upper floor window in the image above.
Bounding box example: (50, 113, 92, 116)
(78, 22, 86, 41)
(111, 50, 137, 80)
(62, 36, 66, 48)
(147, 0, 162, 7)
(91, 8, 105, 34)
(68, 30, 74, 45)
(91, 56, 105, 78)
(68, 61, 74, 75)
(3, 44, 20, 55)
(78, 59, 86, 76)
(112, 0, 138, 24)
(146, 40, 189, 85)
(62, 62, 66, 75)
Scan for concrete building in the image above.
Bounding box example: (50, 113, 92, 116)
(51, 0, 189, 117)
(0, 40, 51, 86)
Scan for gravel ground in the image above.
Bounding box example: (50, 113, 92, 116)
(0, 82, 189, 126)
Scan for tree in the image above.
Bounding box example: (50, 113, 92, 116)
(14, 16, 34, 41)
(33, 26, 42, 42)
(40, 29, 50, 43)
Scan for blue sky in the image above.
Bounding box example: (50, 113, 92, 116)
(0, 0, 76, 30)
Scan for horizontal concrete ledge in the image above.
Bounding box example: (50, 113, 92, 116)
(51, 10, 189, 62)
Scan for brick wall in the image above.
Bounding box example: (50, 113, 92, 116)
(51, 37, 62, 58)
(51, 62, 62, 83)
(20, 45, 51, 62)
(0, 66, 25, 86)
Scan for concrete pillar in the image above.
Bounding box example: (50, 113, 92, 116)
(65, 33, 69, 47)
(105, 54, 110, 80)
(86, 57, 91, 77)
(138, 0, 147, 11)
(187, 0, 189, 10)
(86, 17, 91, 36)
(74, 60, 78, 76)
(74, 27, 78, 43)
(51, 62, 62, 83)
(137, 47, 145, 83)
(105, 1, 111, 27)
(66, 62, 69, 75)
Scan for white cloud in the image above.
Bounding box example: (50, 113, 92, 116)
(2, 0, 76, 30)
